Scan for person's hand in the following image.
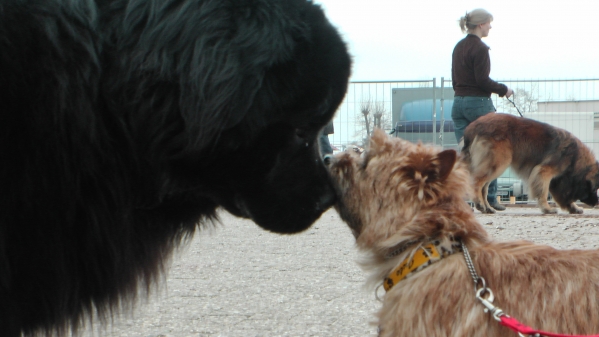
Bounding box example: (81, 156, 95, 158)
(505, 88, 514, 98)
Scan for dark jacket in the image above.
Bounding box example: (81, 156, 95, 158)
(452, 34, 507, 97)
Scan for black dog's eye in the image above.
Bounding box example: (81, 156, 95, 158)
(295, 127, 314, 147)
(295, 127, 308, 140)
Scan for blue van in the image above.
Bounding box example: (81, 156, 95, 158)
(392, 99, 456, 146)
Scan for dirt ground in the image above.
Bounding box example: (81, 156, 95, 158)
(80, 205, 599, 337)
(477, 205, 599, 250)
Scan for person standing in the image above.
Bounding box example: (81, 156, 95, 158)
(319, 121, 334, 156)
(451, 8, 513, 211)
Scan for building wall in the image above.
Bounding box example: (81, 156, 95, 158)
(537, 100, 599, 113)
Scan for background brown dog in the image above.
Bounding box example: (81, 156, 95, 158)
(462, 113, 599, 214)
(327, 129, 599, 336)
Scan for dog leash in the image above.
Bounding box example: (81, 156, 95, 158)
(505, 92, 524, 117)
(462, 242, 599, 337)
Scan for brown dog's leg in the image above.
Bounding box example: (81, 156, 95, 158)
(472, 179, 494, 214)
(481, 182, 496, 214)
(476, 166, 511, 215)
(529, 165, 558, 214)
(468, 137, 512, 214)
(552, 188, 585, 214)
(472, 177, 487, 213)
(564, 202, 584, 214)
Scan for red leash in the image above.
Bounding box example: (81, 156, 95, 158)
(499, 316, 599, 337)
(461, 242, 599, 337)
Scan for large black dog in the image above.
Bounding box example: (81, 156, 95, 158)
(0, 0, 351, 335)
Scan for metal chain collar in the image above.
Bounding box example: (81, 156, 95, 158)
(461, 241, 506, 322)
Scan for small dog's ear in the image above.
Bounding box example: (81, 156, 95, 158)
(370, 129, 387, 150)
(437, 149, 457, 181)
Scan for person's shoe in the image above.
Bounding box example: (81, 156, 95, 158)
(488, 201, 506, 211)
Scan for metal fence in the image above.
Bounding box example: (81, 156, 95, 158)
(329, 78, 599, 201)
(331, 78, 599, 147)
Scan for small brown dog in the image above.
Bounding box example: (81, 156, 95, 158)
(327, 129, 599, 337)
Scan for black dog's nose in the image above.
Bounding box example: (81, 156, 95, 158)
(323, 154, 333, 166)
(316, 187, 337, 211)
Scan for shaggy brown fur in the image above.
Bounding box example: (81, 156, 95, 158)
(462, 113, 599, 214)
(327, 129, 599, 337)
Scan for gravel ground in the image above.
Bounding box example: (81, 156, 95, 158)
(80, 206, 599, 337)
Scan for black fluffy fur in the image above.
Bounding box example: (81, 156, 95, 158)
(0, 0, 351, 335)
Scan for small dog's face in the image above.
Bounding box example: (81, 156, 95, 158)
(327, 129, 472, 247)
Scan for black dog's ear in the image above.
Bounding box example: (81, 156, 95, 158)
(436, 149, 456, 181)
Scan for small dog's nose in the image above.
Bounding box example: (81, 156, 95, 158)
(323, 154, 333, 166)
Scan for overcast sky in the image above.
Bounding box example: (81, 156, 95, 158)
(315, 0, 599, 81)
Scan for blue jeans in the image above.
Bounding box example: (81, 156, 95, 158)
(319, 133, 333, 156)
(452, 96, 496, 143)
(452, 96, 498, 203)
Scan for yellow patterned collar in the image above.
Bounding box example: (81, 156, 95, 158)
(383, 239, 461, 292)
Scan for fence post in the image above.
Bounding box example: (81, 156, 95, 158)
(432, 78, 437, 145)
(440, 77, 445, 148)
